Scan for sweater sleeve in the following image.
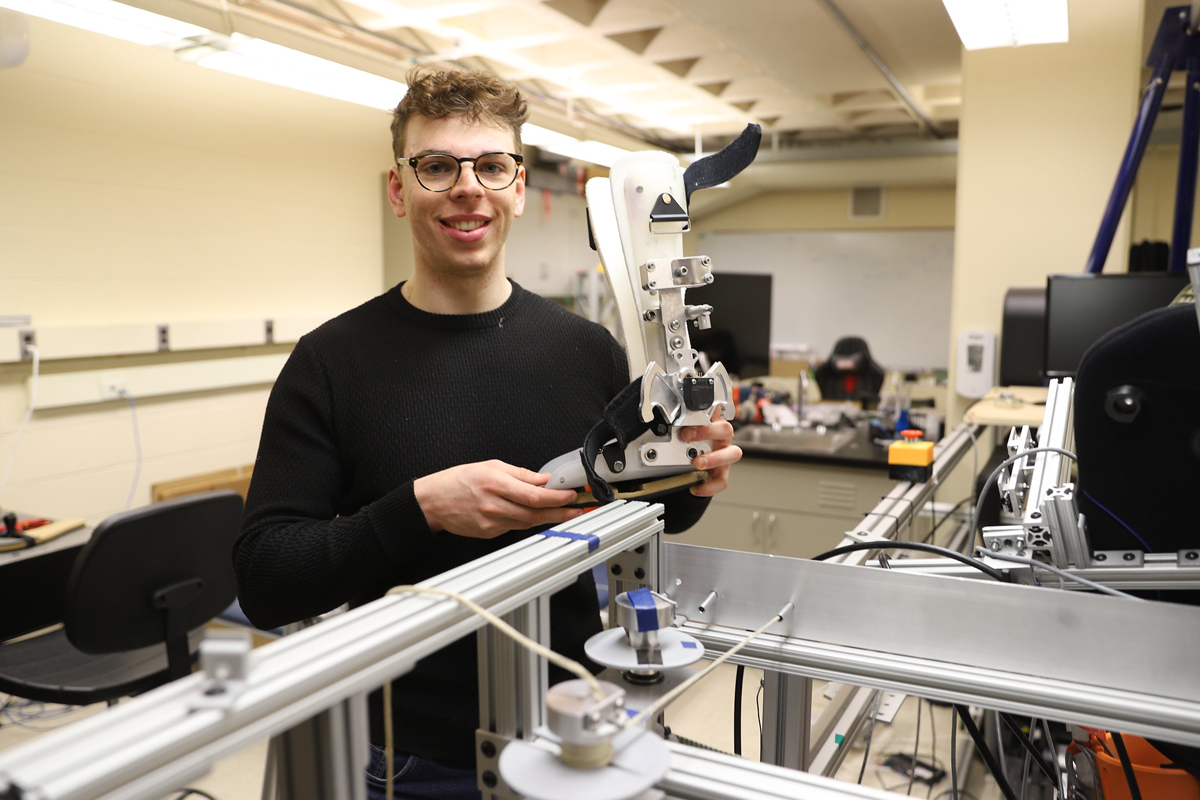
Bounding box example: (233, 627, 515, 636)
(234, 340, 438, 630)
(605, 337, 710, 534)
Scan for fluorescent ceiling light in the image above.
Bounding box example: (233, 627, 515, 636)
(0, 0, 203, 45)
(522, 124, 630, 168)
(941, 0, 1068, 50)
(195, 34, 405, 110)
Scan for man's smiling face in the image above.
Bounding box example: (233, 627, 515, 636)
(388, 114, 526, 283)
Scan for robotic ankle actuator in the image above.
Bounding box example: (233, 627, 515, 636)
(541, 125, 762, 504)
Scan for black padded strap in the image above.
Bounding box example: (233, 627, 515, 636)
(580, 378, 652, 504)
(683, 123, 762, 204)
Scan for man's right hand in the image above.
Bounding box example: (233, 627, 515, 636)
(414, 460, 585, 539)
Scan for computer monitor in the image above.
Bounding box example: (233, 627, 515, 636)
(1043, 273, 1189, 378)
(687, 272, 772, 379)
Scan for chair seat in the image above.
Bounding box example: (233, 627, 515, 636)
(0, 627, 204, 706)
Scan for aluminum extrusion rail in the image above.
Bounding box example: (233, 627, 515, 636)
(683, 624, 1200, 749)
(660, 741, 913, 799)
(878, 552, 1200, 591)
(834, 422, 984, 566)
(0, 501, 664, 800)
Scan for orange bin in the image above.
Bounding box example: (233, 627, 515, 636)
(1083, 732, 1200, 800)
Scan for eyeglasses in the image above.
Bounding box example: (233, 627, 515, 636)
(401, 152, 523, 192)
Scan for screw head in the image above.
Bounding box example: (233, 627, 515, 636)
(634, 568, 646, 580)
(687, 448, 699, 459)
(1095, 553, 1108, 562)
(1187, 551, 1199, 561)
(635, 545, 647, 554)
(648, 280, 657, 289)
(612, 564, 623, 576)
(702, 257, 711, 266)
(613, 460, 625, 473)
(1123, 552, 1136, 561)
(703, 273, 714, 283)
(670, 336, 684, 349)
(669, 319, 681, 331)
(645, 449, 657, 461)
(678, 265, 689, 276)
(1031, 511, 1041, 519)
(481, 741, 497, 758)
(482, 772, 498, 788)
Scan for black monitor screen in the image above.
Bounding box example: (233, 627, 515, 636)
(1043, 273, 1189, 378)
(686, 272, 772, 379)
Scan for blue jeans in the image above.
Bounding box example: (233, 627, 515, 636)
(364, 746, 481, 800)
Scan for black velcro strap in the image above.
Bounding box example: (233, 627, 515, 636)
(683, 123, 762, 204)
(580, 377, 652, 504)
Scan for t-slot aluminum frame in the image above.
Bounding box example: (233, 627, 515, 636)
(0, 501, 664, 800)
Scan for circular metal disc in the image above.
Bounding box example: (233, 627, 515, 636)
(584, 627, 705, 670)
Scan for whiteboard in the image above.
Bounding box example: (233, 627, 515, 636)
(695, 230, 955, 370)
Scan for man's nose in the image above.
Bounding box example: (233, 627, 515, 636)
(450, 161, 486, 196)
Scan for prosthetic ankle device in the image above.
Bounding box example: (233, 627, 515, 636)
(540, 125, 762, 504)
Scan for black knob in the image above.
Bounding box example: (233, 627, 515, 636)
(1104, 385, 1145, 423)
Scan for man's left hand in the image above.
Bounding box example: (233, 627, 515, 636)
(681, 411, 742, 497)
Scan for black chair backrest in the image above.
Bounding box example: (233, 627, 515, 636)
(63, 490, 243, 654)
(814, 336, 885, 401)
(1075, 304, 1200, 553)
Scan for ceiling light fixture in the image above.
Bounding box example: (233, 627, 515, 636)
(941, 0, 1069, 50)
(4, 0, 634, 167)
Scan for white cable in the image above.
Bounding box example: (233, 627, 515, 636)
(976, 547, 1142, 600)
(118, 390, 142, 510)
(628, 603, 793, 728)
(0, 345, 40, 508)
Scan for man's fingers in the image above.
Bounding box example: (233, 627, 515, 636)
(691, 444, 742, 471)
(492, 472, 578, 508)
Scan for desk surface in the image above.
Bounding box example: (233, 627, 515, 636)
(0, 526, 92, 565)
(963, 385, 1049, 427)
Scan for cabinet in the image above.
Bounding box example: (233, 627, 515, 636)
(674, 457, 908, 558)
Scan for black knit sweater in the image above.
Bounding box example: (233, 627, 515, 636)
(235, 281, 707, 767)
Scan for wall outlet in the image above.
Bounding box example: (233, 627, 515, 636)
(100, 379, 128, 400)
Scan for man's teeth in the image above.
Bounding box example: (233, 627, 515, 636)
(447, 220, 486, 231)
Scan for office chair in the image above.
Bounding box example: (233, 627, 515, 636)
(813, 336, 886, 405)
(0, 490, 242, 706)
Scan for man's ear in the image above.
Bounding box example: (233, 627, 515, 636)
(512, 166, 526, 218)
(387, 167, 407, 218)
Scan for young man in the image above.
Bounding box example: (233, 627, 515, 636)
(235, 69, 741, 799)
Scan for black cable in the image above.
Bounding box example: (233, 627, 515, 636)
(950, 707, 958, 800)
(971, 447, 1078, 550)
(908, 698, 922, 795)
(926, 699, 937, 800)
(811, 541, 1006, 582)
(953, 704, 1019, 800)
(172, 790, 219, 800)
(1111, 732, 1144, 800)
(858, 691, 884, 784)
(733, 664, 744, 756)
(922, 498, 972, 544)
(998, 712, 1058, 787)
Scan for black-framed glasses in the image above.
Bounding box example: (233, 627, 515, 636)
(401, 152, 523, 192)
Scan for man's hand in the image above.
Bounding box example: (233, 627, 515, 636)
(414, 460, 585, 539)
(682, 411, 743, 497)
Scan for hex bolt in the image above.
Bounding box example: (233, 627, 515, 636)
(611, 564, 623, 576)
(1094, 553, 1108, 562)
(645, 449, 657, 461)
(669, 319, 681, 331)
(1123, 552, 1136, 562)
(481, 741, 497, 758)
(634, 568, 646, 580)
(482, 772, 498, 789)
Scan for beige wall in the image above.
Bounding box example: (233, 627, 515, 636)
(947, 0, 1145, 423)
(692, 186, 956, 234)
(1130, 142, 1200, 244)
(0, 17, 393, 524)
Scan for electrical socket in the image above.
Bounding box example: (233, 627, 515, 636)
(100, 379, 128, 400)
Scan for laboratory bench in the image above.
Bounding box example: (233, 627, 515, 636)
(674, 423, 932, 559)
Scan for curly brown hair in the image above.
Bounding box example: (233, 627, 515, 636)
(391, 68, 529, 161)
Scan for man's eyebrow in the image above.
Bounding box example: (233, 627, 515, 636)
(410, 149, 451, 158)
